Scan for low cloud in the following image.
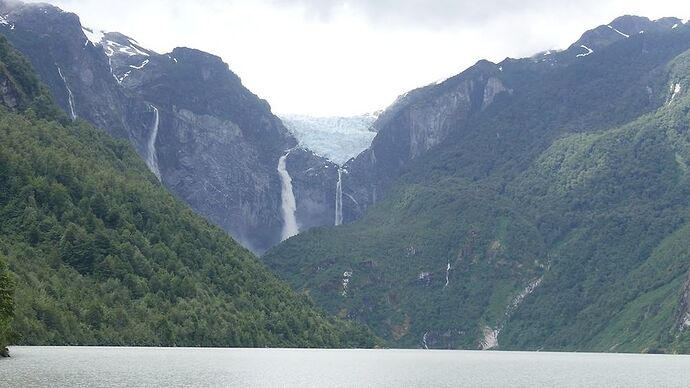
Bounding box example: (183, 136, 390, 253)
(268, 0, 610, 27)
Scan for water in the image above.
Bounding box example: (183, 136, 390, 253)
(335, 168, 343, 226)
(146, 105, 162, 181)
(56, 65, 77, 120)
(3, 347, 690, 387)
(277, 151, 299, 240)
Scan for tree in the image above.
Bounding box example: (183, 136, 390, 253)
(0, 257, 14, 356)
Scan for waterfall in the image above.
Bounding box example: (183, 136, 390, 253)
(278, 151, 299, 241)
(445, 263, 451, 287)
(146, 105, 162, 181)
(56, 65, 77, 120)
(335, 168, 344, 226)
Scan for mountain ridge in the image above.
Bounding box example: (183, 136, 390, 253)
(265, 16, 690, 352)
(0, 0, 343, 254)
(0, 31, 378, 348)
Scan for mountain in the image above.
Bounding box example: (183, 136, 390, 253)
(265, 16, 690, 352)
(0, 32, 377, 348)
(0, 1, 343, 254)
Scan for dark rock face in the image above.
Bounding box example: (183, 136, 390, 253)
(0, 72, 20, 108)
(342, 60, 511, 222)
(0, 1, 335, 253)
(287, 148, 339, 232)
(110, 43, 299, 252)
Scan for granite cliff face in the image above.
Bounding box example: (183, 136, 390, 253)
(341, 60, 511, 222)
(0, 1, 339, 253)
(109, 40, 299, 252)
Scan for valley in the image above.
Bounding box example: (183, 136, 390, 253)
(0, 0, 689, 358)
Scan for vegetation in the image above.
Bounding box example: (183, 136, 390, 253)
(266, 28, 690, 351)
(0, 257, 13, 356)
(0, 34, 377, 348)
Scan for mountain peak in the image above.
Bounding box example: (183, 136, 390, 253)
(569, 15, 684, 57)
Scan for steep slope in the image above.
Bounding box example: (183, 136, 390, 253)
(339, 15, 683, 223)
(0, 1, 339, 254)
(265, 18, 690, 351)
(0, 33, 377, 348)
(0, 257, 12, 356)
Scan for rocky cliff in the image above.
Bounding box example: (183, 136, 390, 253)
(0, 1, 338, 253)
(338, 15, 685, 224)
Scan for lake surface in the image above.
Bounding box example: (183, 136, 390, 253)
(2, 347, 690, 387)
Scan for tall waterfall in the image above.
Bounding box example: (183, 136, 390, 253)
(278, 151, 299, 241)
(146, 105, 162, 181)
(56, 65, 77, 120)
(335, 168, 344, 226)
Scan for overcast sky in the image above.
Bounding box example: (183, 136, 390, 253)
(27, 0, 690, 116)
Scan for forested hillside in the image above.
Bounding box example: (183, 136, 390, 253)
(265, 18, 690, 352)
(0, 34, 377, 349)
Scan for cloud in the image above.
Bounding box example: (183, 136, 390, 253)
(267, 0, 610, 28)
(20, 0, 690, 115)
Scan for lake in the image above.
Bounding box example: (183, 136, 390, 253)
(2, 347, 690, 387)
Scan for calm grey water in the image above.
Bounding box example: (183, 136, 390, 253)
(2, 347, 690, 387)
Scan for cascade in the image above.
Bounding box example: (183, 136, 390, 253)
(146, 105, 162, 181)
(278, 151, 299, 241)
(335, 168, 344, 226)
(56, 65, 77, 120)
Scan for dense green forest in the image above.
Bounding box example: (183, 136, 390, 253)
(0, 258, 13, 355)
(265, 27, 690, 352)
(0, 34, 377, 349)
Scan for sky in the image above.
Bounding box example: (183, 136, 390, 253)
(26, 0, 690, 116)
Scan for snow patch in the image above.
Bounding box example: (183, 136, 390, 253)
(278, 151, 299, 241)
(673, 23, 679, 29)
(444, 263, 451, 287)
(117, 70, 132, 84)
(607, 25, 629, 38)
(576, 45, 594, 58)
(422, 331, 429, 350)
(130, 59, 150, 70)
(82, 27, 104, 46)
(104, 40, 150, 58)
(0, 14, 14, 29)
